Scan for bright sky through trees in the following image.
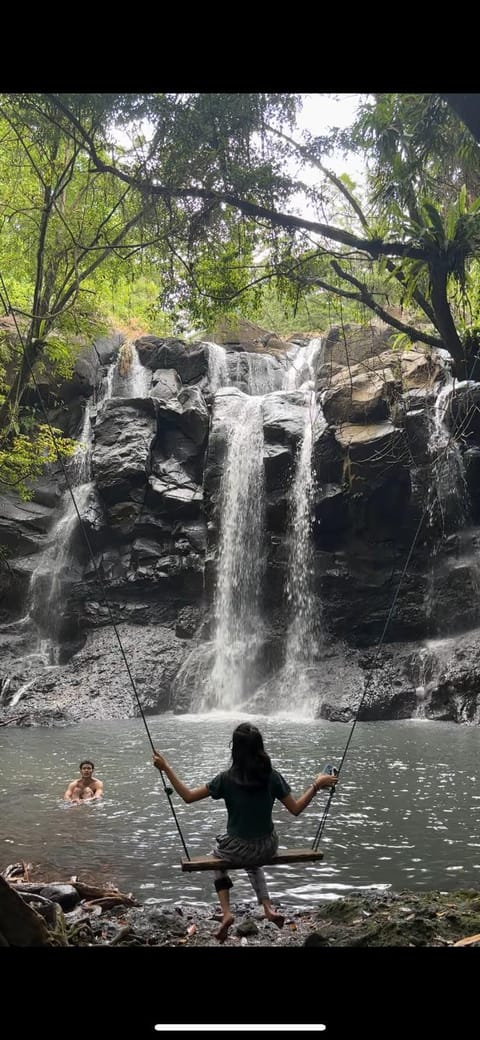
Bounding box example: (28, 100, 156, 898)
(298, 92, 365, 182)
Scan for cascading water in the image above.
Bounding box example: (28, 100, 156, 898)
(103, 361, 115, 400)
(230, 352, 283, 395)
(263, 338, 327, 714)
(245, 353, 282, 395)
(2, 347, 137, 707)
(28, 405, 94, 659)
(283, 337, 324, 391)
(425, 362, 473, 633)
(113, 342, 150, 398)
(25, 363, 116, 665)
(205, 342, 229, 392)
(183, 338, 328, 716)
(286, 393, 323, 647)
(274, 390, 325, 715)
(428, 373, 468, 531)
(198, 393, 265, 711)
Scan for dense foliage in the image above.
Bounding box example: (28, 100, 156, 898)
(0, 92, 479, 505)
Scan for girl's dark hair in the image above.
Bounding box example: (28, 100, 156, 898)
(228, 723, 272, 786)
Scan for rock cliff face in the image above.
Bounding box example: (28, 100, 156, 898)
(2, 325, 480, 726)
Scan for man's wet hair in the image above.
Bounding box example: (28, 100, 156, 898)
(79, 760, 94, 770)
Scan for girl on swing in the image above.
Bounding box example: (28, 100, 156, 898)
(152, 721, 338, 942)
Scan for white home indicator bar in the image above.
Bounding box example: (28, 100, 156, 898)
(154, 1027, 326, 1033)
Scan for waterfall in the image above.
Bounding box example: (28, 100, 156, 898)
(229, 352, 283, 395)
(26, 359, 116, 661)
(114, 343, 150, 397)
(3, 358, 117, 704)
(204, 341, 285, 395)
(28, 403, 94, 658)
(276, 390, 325, 714)
(205, 342, 229, 391)
(428, 374, 468, 530)
(103, 361, 115, 401)
(283, 337, 324, 390)
(245, 354, 281, 395)
(426, 363, 472, 632)
(199, 394, 265, 710)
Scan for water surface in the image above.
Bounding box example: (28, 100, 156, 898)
(1, 713, 479, 906)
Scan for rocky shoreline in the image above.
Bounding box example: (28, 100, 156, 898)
(3, 858, 480, 947)
(4, 866, 479, 1040)
(85, 888, 480, 948)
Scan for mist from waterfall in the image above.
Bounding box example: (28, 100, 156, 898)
(198, 394, 265, 710)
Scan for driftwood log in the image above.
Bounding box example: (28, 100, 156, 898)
(0, 861, 139, 946)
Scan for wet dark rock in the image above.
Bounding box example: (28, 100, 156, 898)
(5, 330, 480, 727)
(0, 625, 189, 723)
(236, 917, 259, 936)
(262, 391, 307, 447)
(136, 337, 209, 384)
(175, 606, 204, 639)
(92, 332, 124, 366)
(92, 398, 158, 503)
(0, 495, 55, 554)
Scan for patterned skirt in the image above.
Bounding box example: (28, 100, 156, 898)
(213, 830, 278, 867)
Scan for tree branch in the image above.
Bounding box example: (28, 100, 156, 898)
(329, 261, 442, 347)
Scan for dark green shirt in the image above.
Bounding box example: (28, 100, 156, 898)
(207, 769, 291, 840)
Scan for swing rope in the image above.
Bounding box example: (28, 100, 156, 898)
(312, 507, 432, 851)
(312, 369, 479, 848)
(0, 276, 191, 860)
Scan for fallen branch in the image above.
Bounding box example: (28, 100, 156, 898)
(453, 932, 480, 947)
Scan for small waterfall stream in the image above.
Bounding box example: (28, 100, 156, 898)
(199, 394, 265, 710)
(28, 404, 94, 657)
(273, 338, 327, 713)
(425, 363, 474, 636)
(284, 336, 323, 391)
(5, 361, 118, 699)
(428, 371, 468, 533)
(205, 342, 229, 391)
(280, 389, 325, 711)
(414, 358, 480, 715)
(111, 342, 151, 398)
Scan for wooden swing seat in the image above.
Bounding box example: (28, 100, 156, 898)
(181, 847, 323, 872)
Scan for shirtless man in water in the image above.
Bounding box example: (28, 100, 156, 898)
(71, 784, 94, 801)
(63, 760, 104, 802)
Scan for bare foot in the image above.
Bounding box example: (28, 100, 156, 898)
(215, 913, 235, 942)
(265, 908, 285, 929)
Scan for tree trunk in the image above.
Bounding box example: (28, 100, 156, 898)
(0, 875, 52, 946)
(429, 261, 467, 376)
(0, 337, 45, 432)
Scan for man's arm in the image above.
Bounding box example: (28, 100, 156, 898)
(92, 779, 104, 799)
(63, 781, 76, 801)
